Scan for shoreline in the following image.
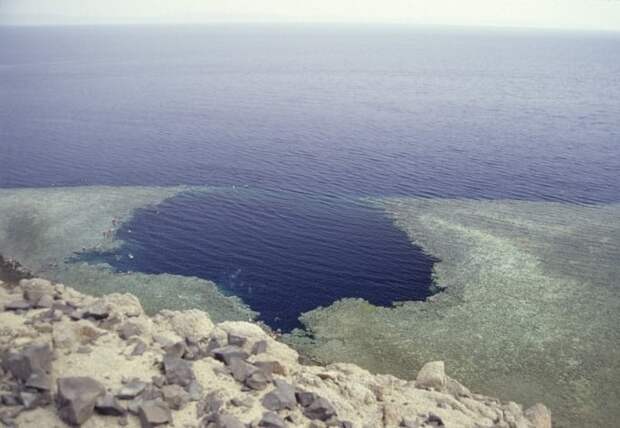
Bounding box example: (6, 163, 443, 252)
(0, 260, 551, 427)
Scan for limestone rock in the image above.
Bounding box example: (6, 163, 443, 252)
(56, 377, 106, 425)
(217, 321, 267, 341)
(445, 376, 471, 397)
(0, 276, 554, 428)
(382, 403, 401, 426)
(131, 339, 148, 356)
(20, 278, 55, 304)
(525, 403, 552, 428)
(253, 360, 287, 376)
(52, 319, 106, 349)
(415, 361, 446, 391)
(103, 293, 144, 318)
(35, 294, 54, 309)
(159, 309, 214, 342)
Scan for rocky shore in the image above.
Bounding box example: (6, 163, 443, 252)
(0, 272, 551, 427)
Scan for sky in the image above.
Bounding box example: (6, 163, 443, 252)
(1, 0, 620, 31)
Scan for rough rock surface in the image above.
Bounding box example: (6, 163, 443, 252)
(0, 276, 552, 427)
(56, 377, 106, 425)
(415, 361, 446, 391)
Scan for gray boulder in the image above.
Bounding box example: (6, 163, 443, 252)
(261, 380, 296, 411)
(228, 359, 271, 390)
(56, 377, 106, 425)
(131, 339, 148, 356)
(95, 393, 126, 416)
(302, 396, 337, 421)
(161, 384, 190, 410)
(35, 294, 55, 309)
(3, 342, 53, 382)
(117, 379, 147, 399)
(25, 370, 52, 391)
(140, 384, 165, 401)
(19, 391, 47, 409)
(1, 393, 20, 406)
(206, 337, 225, 355)
(197, 391, 224, 417)
(258, 412, 286, 428)
(251, 340, 268, 355)
(163, 341, 187, 359)
(163, 355, 195, 387)
(245, 369, 271, 391)
(5, 299, 32, 311)
(138, 400, 172, 428)
(188, 379, 204, 401)
(211, 413, 246, 428)
(84, 301, 109, 320)
(229, 358, 256, 382)
(227, 333, 247, 347)
(117, 321, 142, 340)
(212, 346, 249, 365)
(295, 390, 316, 407)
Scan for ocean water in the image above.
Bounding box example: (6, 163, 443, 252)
(1, 25, 620, 426)
(99, 189, 435, 330)
(1, 25, 619, 200)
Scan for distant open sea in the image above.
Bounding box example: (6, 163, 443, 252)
(1, 25, 619, 330)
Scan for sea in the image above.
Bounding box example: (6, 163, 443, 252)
(1, 24, 619, 328)
(2, 24, 620, 426)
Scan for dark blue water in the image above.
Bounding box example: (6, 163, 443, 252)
(95, 190, 436, 330)
(1, 25, 620, 328)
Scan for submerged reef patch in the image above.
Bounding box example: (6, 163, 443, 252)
(285, 198, 620, 428)
(0, 186, 255, 322)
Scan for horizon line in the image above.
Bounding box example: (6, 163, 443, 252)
(1, 20, 619, 34)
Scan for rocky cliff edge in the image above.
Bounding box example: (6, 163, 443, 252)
(0, 277, 551, 428)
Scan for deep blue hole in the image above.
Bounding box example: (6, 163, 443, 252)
(99, 190, 436, 331)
